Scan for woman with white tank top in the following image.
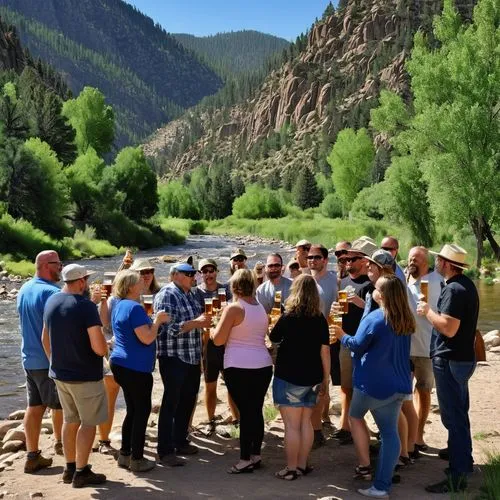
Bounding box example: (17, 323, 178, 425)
(211, 269, 272, 474)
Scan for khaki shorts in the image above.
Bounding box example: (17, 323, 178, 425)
(54, 379, 108, 426)
(411, 356, 434, 392)
(339, 344, 353, 389)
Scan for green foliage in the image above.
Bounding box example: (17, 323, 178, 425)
(158, 181, 200, 219)
(232, 185, 286, 219)
(320, 193, 343, 219)
(350, 184, 386, 221)
(62, 87, 114, 156)
(328, 128, 375, 212)
(70, 226, 121, 257)
(1, 258, 35, 277)
(369, 90, 410, 137)
(292, 168, 322, 209)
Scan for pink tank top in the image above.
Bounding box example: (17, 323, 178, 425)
(224, 300, 273, 370)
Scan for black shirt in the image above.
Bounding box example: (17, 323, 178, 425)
(430, 274, 479, 361)
(340, 275, 372, 335)
(270, 313, 329, 386)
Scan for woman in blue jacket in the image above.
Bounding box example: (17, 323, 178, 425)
(333, 274, 415, 499)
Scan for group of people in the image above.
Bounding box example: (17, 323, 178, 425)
(15, 235, 479, 498)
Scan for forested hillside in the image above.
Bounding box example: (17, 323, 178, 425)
(0, 0, 223, 147)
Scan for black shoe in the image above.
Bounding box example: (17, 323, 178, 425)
(62, 466, 75, 484)
(409, 449, 421, 460)
(72, 465, 106, 488)
(312, 432, 326, 449)
(176, 443, 199, 455)
(333, 428, 351, 440)
(395, 455, 414, 471)
(438, 448, 449, 461)
(425, 478, 467, 493)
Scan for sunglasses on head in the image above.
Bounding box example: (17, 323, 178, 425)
(334, 249, 348, 258)
(201, 267, 216, 274)
(232, 257, 246, 263)
(180, 271, 196, 278)
(140, 269, 154, 276)
(307, 255, 323, 261)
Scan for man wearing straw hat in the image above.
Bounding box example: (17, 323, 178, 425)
(417, 244, 479, 494)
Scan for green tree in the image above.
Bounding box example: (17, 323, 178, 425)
(62, 87, 114, 156)
(232, 185, 285, 219)
(158, 181, 200, 219)
(292, 167, 322, 209)
(0, 82, 29, 139)
(327, 128, 374, 213)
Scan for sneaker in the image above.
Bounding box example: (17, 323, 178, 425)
(129, 457, 156, 473)
(97, 440, 118, 458)
(62, 466, 76, 484)
(409, 448, 421, 460)
(54, 441, 64, 456)
(72, 465, 106, 488)
(24, 452, 53, 473)
(312, 432, 326, 449)
(117, 452, 131, 469)
(438, 448, 449, 461)
(358, 486, 389, 498)
(176, 443, 199, 455)
(160, 454, 186, 467)
(425, 477, 467, 493)
(353, 465, 373, 481)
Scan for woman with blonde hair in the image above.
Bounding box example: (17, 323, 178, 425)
(211, 269, 272, 474)
(333, 274, 415, 499)
(269, 274, 330, 480)
(109, 270, 169, 473)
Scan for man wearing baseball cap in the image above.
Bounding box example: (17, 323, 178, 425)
(193, 259, 238, 427)
(154, 262, 211, 466)
(229, 248, 248, 275)
(417, 245, 479, 494)
(42, 264, 108, 488)
(295, 239, 312, 275)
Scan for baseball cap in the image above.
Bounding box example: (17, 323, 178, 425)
(61, 264, 95, 282)
(349, 238, 378, 257)
(230, 248, 247, 260)
(175, 263, 196, 273)
(198, 258, 217, 271)
(295, 239, 311, 248)
(366, 250, 395, 269)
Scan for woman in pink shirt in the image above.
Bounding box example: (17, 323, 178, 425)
(211, 269, 272, 474)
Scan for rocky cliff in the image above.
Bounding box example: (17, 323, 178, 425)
(144, 0, 476, 181)
(0, 18, 24, 72)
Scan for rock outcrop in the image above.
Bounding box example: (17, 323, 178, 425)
(0, 18, 24, 72)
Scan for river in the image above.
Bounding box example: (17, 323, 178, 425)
(0, 234, 498, 418)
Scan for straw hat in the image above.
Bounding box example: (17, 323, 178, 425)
(430, 244, 469, 269)
(130, 258, 154, 272)
(349, 238, 378, 257)
(295, 239, 311, 248)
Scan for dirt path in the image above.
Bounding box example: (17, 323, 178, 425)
(1, 360, 499, 499)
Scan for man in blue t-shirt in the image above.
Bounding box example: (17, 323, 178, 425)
(16, 250, 63, 473)
(417, 244, 479, 494)
(42, 264, 108, 488)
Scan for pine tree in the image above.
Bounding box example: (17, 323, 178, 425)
(292, 167, 322, 209)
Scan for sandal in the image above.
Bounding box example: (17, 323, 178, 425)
(353, 465, 372, 480)
(415, 443, 428, 452)
(251, 459, 262, 470)
(227, 463, 254, 474)
(275, 468, 298, 481)
(297, 465, 314, 476)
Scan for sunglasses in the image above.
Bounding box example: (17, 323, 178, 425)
(232, 257, 246, 263)
(334, 249, 348, 258)
(140, 269, 154, 276)
(180, 271, 196, 278)
(48, 261, 63, 267)
(345, 256, 362, 263)
(201, 267, 216, 274)
(381, 246, 397, 252)
(267, 263, 282, 268)
(289, 264, 299, 271)
(307, 255, 324, 261)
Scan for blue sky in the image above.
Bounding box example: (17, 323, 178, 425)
(125, 1, 336, 41)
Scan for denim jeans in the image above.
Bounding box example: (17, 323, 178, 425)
(350, 389, 404, 492)
(157, 356, 201, 457)
(433, 356, 476, 482)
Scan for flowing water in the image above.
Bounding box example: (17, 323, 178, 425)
(0, 234, 498, 418)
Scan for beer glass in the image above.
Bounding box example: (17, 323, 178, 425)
(212, 295, 221, 311)
(204, 298, 213, 316)
(218, 288, 227, 307)
(103, 272, 116, 296)
(420, 280, 429, 302)
(142, 294, 154, 316)
(338, 290, 348, 314)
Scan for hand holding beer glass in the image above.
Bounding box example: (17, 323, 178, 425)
(142, 294, 154, 317)
(328, 312, 342, 344)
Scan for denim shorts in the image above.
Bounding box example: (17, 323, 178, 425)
(272, 376, 319, 408)
(349, 388, 407, 419)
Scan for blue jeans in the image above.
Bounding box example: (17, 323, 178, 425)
(157, 356, 201, 457)
(350, 389, 404, 492)
(433, 356, 476, 481)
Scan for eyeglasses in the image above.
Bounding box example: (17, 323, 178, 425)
(334, 249, 348, 258)
(307, 255, 324, 261)
(48, 261, 63, 267)
(140, 269, 154, 276)
(232, 257, 246, 263)
(267, 263, 282, 268)
(345, 256, 362, 263)
(201, 267, 216, 274)
(180, 271, 196, 278)
(381, 246, 397, 252)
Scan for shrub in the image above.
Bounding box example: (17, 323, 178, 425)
(320, 193, 343, 218)
(188, 220, 207, 235)
(71, 226, 122, 257)
(2, 258, 35, 277)
(232, 185, 286, 219)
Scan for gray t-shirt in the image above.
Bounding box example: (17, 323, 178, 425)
(256, 277, 292, 313)
(316, 271, 338, 318)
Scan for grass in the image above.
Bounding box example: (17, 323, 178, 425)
(157, 217, 207, 237)
(475, 432, 489, 441)
(480, 451, 500, 500)
(263, 404, 279, 423)
(1, 258, 35, 277)
(71, 227, 125, 258)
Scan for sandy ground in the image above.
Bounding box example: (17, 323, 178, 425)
(1, 359, 499, 500)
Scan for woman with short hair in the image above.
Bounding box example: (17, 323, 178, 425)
(333, 274, 415, 499)
(270, 274, 330, 480)
(109, 270, 169, 473)
(211, 269, 272, 474)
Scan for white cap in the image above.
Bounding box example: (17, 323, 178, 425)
(61, 264, 95, 282)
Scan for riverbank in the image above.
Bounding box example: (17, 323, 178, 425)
(1, 360, 500, 499)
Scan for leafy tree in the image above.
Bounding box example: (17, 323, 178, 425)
(158, 181, 200, 219)
(327, 128, 374, 213)
(0, 82, 29, 139)
(62, 87, 114, 156)
(100, 147, 157, 221)
(320, 193, 343, 218)
(232, 185, 285, 219)
(292, 167, 322, 209)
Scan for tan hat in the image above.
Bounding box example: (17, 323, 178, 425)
(230, 248, 247, 260)
(198, 258, 217, 271)
(358, 235, 376, 244)
(130, 258, 154, 272)
(61, 264, 95, 282)
(295, 239, 311, 248)
(253, 261, 264, 276)
(430, 244, 469, 269)
(349, 238, 378, 257)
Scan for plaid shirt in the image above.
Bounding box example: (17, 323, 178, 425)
(154, 282, 203, 365)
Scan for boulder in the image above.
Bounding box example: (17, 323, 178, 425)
(483, 330, 500, 343)
(2, 428, 25, 444)
(1, 440, 25, 453)
(0, 421, 21, 440)
(7, 409, 25, 421)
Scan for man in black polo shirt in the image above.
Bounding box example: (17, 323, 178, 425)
(42, 264, 108, 488)
(417, 244, 479, 494)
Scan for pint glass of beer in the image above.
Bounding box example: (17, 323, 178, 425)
(142, 294, 154, 316)
(204, 298, 213, 316)
(103, 272, 116, 296)
(338, 290, 348, 314)
(212, 295, 221, 311)
(420, 280, 429, 302)
(218, 288, 227, 307)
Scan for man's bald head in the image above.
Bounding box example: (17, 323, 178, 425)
(335, 241, 351, 251)
(35, 250, 61, 283)
(407, 246, 429, 279)
(381, 236, 399, 258)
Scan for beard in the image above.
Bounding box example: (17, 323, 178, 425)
(407, 264, 419, 277)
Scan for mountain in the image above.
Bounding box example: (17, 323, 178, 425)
(173, 30, 290, 77)
(0, 0, 223, 147)
(144, 0, 476, 181)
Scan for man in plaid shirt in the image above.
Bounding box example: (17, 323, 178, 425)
(154, 263, 211, 466)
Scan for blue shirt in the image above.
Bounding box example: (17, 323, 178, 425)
(17, 277, 60, 369)
(44, 293, 103, 381)
(341, 308, 411, 400)
(154, 283, 203, 365)
(110, 299, 154, 373)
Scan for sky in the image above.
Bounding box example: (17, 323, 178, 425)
(125, 1, 336, 41)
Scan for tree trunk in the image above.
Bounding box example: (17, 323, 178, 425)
(481, 216, 500, 262)
(470, 217, 484, 269)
